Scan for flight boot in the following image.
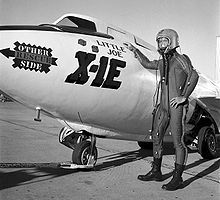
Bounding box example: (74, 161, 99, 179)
(137, 158, 162, 181)
(162, 163, 185, 191)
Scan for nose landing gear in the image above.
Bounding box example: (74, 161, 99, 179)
(59, 127, 98, 169)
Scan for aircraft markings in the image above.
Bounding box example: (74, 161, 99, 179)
(0, 41, 57, 73)
(65, 51, 126, 89)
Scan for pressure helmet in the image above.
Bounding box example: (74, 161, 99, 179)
(156, 29, 179, 54)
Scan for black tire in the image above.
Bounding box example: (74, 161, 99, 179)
(198, 126, 217, 159)
(72, 140, 98, 165)
(137, 141, 153, 149)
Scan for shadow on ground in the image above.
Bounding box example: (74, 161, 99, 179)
(0, 143, 219, 190)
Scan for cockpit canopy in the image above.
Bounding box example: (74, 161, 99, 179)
(55, 15, 97, 32)
(53, 14, 156, 52)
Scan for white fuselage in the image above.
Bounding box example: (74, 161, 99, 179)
(0, 29, 158, 141)
(1, 19, 219, 142)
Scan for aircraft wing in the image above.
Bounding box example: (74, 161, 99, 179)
(198, 97, 220, 113)
(192, 73, 220, 130)
(198, 97, 220, 129)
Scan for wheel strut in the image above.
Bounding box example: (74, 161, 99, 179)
(87, 134, 96, 165)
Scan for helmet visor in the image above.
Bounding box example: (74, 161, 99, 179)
(157, 37, 170, 50)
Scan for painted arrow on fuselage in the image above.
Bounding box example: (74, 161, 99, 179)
(0, 48, 15, 58)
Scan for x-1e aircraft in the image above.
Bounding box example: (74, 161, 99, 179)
(0, 14, 220, 169)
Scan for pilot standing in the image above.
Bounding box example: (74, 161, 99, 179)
(125, 29, 199, 191)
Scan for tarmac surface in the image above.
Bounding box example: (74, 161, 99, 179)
(0, 102, 219, 200)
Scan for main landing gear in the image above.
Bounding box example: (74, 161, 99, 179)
(183, 100, 219, 159)
(59, 127, 98, 169)
(184, 125, 218, 159)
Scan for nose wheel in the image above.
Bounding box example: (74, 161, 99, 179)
(72, 140, 98, 165)
(59, 127, 98, 169)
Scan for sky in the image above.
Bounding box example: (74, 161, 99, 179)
(0, 0, 219, 82)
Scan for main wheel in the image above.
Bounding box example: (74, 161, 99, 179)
(72, 140, 98, 165)
(198, 126, 217, 159)
(137, 141, 153, 149)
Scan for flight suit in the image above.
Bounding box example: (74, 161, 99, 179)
(137, 50, 199, 165)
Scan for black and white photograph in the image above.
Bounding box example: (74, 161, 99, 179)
(0, 0, 219, 199)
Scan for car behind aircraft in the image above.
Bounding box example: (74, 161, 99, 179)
(0, 14, 219, 168)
